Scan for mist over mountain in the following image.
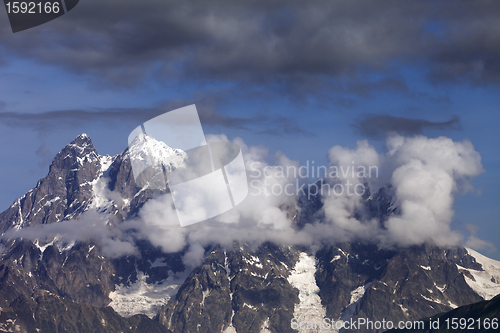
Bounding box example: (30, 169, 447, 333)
(0, 133, 498, 333)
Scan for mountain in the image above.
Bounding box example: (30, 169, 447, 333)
(0, 134, 499, 333)
(387, 293, 500, 332)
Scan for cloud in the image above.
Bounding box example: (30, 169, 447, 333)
(128, 134, 484, 262)
(316, 140, 382, 241)
(1, 134, 485, 264)
(0, 101, 230, 131)
(465, 224, 496, 252)
(0, 1, 498, 89)
(0, 101, 309, 137)
(85, 134, 312, 266)
(299, 135, 483, 249)
(465, 236, 496, 253)
(2, 210, 138, 258)
(382, 135, 484, 247)
(353, 114, 461, 139)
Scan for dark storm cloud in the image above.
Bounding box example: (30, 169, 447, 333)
(0, 94, 248, 130)
(0, 0, 498, 88)
(353, 114, 462, 139)
(0, 101, 309, 137)
(256, 115, 315, 137)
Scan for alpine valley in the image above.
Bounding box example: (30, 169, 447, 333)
(0, 134, 499, 333)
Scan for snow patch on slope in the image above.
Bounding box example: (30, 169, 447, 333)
(88, 154, 118, 212)
(223, 251, 237, 333)
(243, 254, 263, 269)
(339, 282, 372, 327)
(421, 294, 444, 305)
(457, 248, 500, 300)
(109, 271, 182, 318)
(287, 252, 328, 333)
(260, 317, 271, 333)
(89, 177, 114, 212)
(223, 325, 237, 333)
(34, 239, 55, 258)
(100, 154, 114, 173)
(32, 237, 75, 260)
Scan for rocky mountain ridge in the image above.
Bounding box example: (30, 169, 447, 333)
(0, 134, 498, 333)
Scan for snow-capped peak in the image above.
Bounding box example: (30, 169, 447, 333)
(127, 133, 187, 171)
(69, 133, 93, 148)
(458, 248, 500, 300)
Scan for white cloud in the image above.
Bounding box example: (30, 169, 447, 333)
(384, 136, 483, 246)
(465, 224, 496, 252)
(2, 210, 138, 258)
(2, 135, 485, 264)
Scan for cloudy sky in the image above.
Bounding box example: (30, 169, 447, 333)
(0, 1, 499, 257)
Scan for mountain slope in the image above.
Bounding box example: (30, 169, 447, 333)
(159, 243, 299, 333)
(387, 293, 500, 332)
(458, 248, 500, 300)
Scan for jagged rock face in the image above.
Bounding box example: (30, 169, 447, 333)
(316, 243, 484, 332)
(0, 239, 115, 315)
(358, 246, 483, 324)
(0, 239, 171, 333)
(392, 294, 500, 333)
(108, 148, 139, 202)
(315, 242, 397, 321)
(107, 149, 167, 218)
(0, 286, 169, 333)
(0, 238, 182, 332)
(0, 239, 114, 308)
(159, 243, 299, 333)
(109, 239, 186, 296)
(0, 134, 102, 233)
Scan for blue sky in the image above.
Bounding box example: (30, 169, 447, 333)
(0, 1, 499, 257)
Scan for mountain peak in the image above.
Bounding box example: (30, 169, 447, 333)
(69, 133, 93, 147)
(48, 133, 100, 173)
(127, 133, 187, 170)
